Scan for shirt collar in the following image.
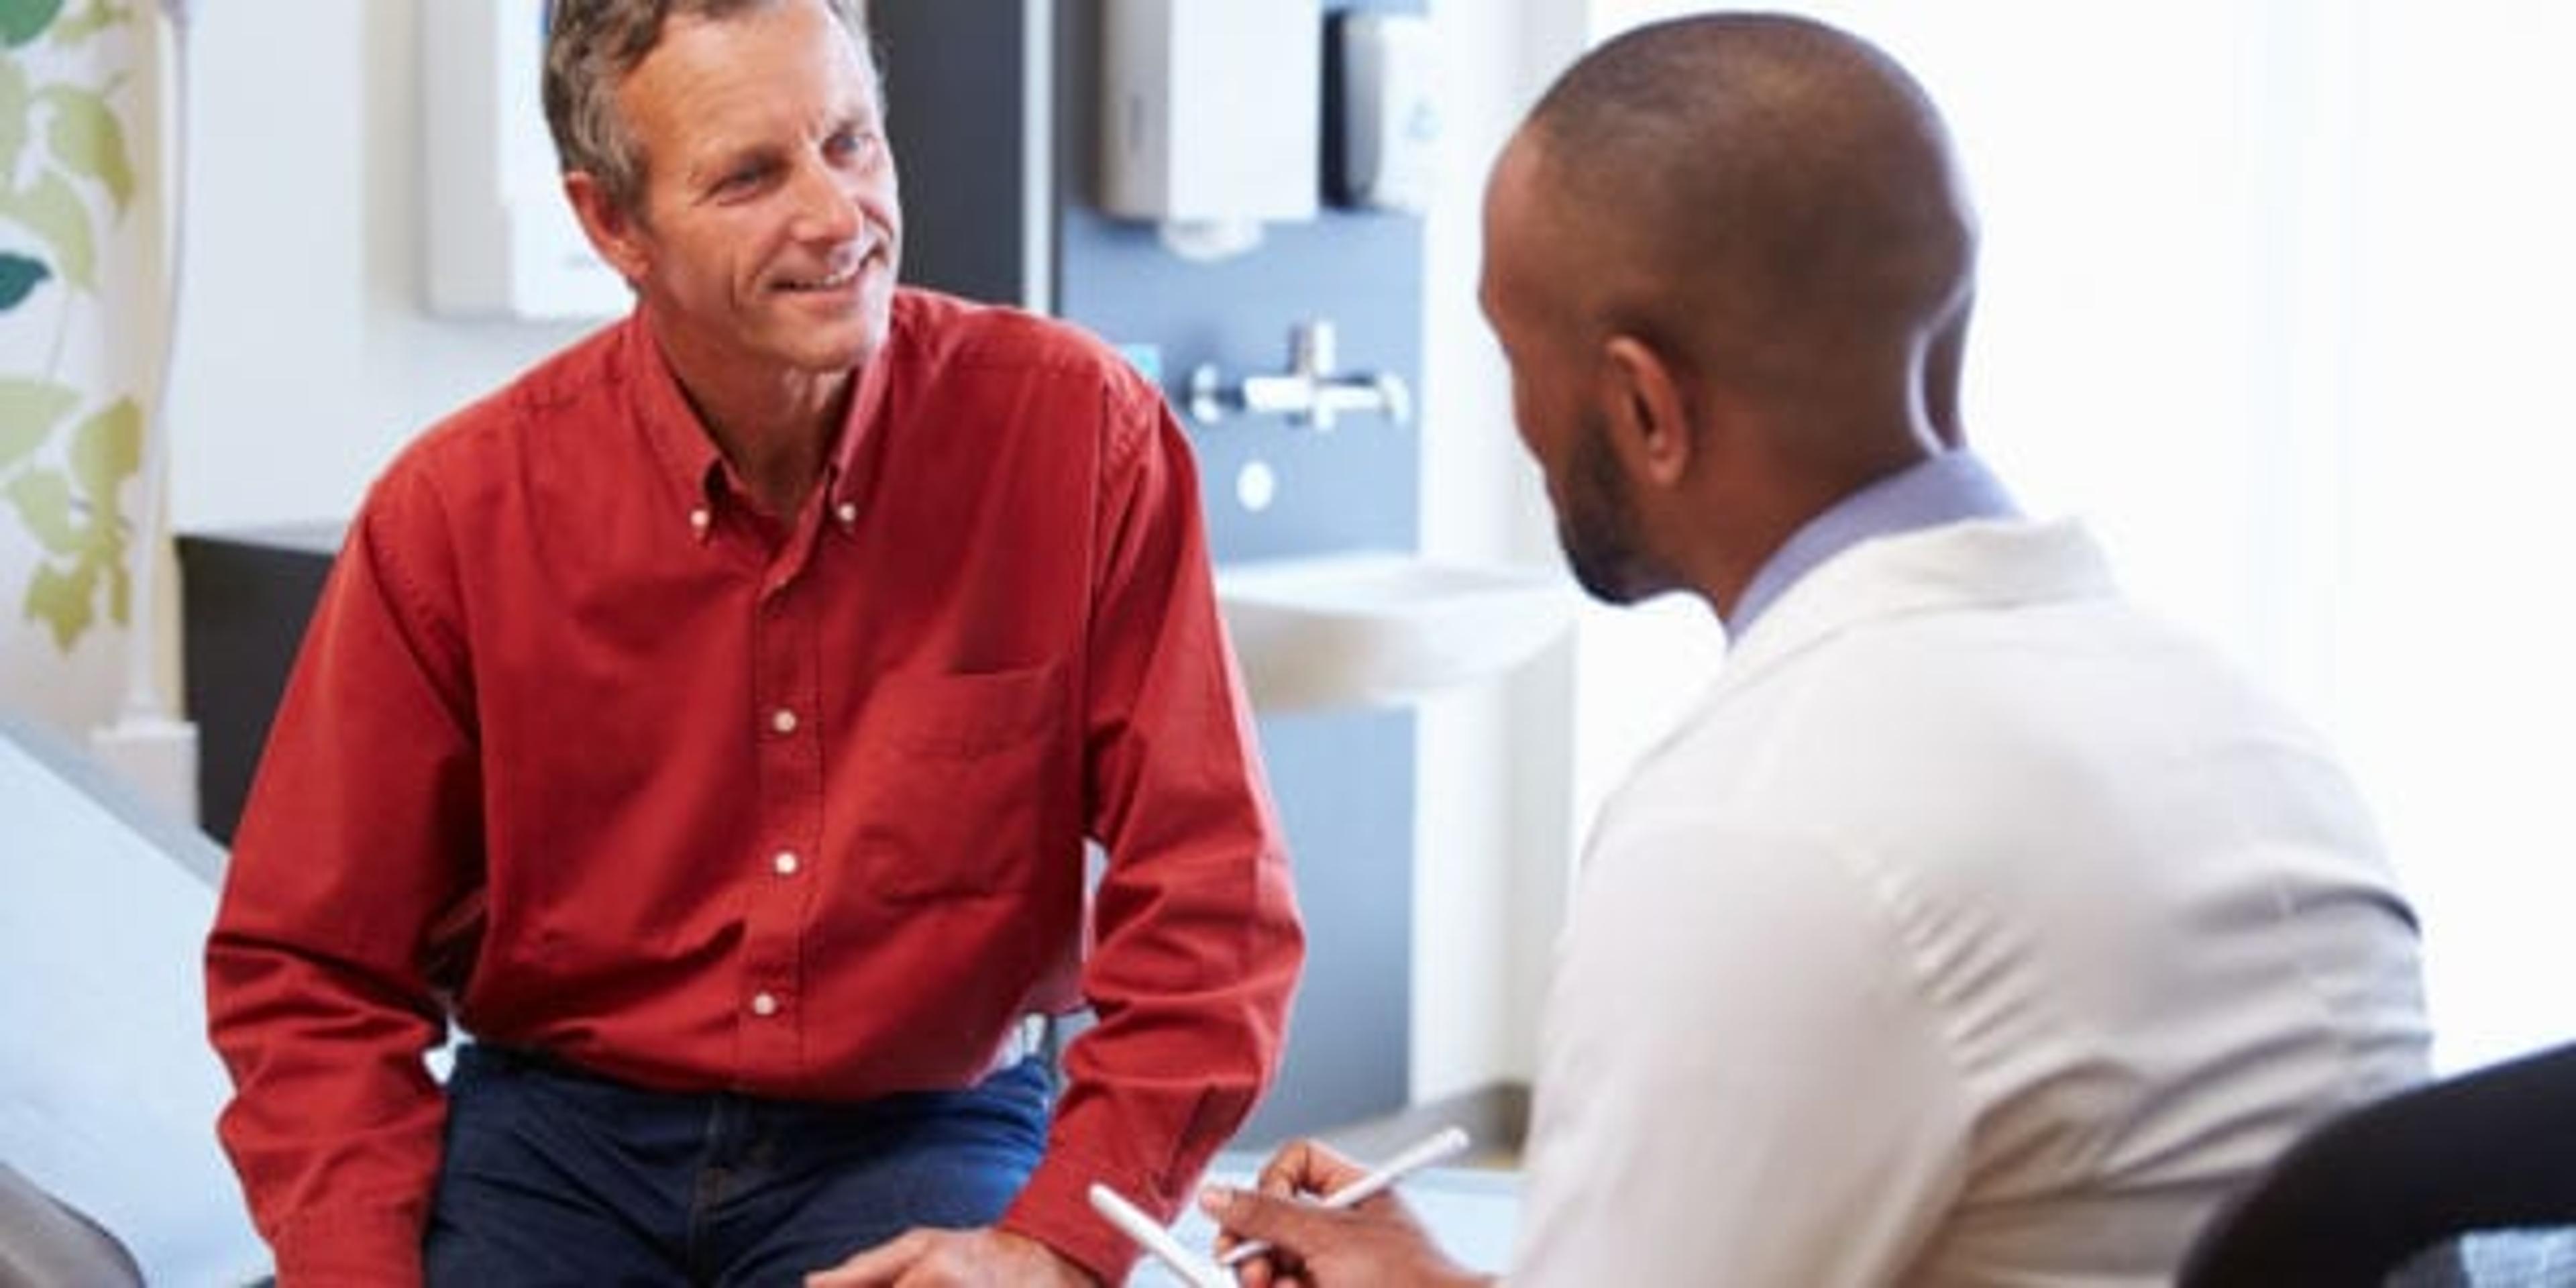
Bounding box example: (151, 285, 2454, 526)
(625, 313, 725, 532)
(1728, 449, 2019, 635)
(822, 325, 896, 527)
(621, 307, 901, 540)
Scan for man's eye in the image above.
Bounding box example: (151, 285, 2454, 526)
(829, 130, 884, 165)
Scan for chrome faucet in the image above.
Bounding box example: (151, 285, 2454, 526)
(1188, 319, 1413, 431)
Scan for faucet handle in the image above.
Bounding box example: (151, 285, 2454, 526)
(1183, 319, 1409, 429)
(1291, 319, 1338, 378)
(1374, 371, 1413, 426)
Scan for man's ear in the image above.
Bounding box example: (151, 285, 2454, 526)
(1600, 334, 1694, 488)
(564, 172, 649, 284)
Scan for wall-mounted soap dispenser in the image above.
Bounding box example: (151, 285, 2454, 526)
(1097, 0, 1322, 261)
(1330, 12, 1439, 214)
(421, 0, 628, 320)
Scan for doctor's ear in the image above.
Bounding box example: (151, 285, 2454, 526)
(1599, 334, 1694, 488)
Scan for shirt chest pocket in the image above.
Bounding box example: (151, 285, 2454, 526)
(845, 661, 1075, 901)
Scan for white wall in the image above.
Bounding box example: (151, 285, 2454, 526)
(168, 0, 591, 532)
(1409, 0, 1591, 1100)
(2326, 0, 2576, 1071)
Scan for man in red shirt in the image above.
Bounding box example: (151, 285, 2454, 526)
(203, 1, 1303, 1284)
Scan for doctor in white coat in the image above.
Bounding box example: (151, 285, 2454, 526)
(1203, 13, 2430, 1287)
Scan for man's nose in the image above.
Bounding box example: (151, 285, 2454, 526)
(786, 160, 863, 243)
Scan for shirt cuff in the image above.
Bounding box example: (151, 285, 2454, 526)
(269, 1203, 426, 1288)
(1000, 1152, 1160, 1287)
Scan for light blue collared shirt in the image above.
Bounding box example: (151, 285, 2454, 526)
(1727, 449, 2019, 635)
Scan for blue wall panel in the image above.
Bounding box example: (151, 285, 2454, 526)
(1052, 0, 1428, 1144)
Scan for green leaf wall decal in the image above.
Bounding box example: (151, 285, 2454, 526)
(37, 85, 133, 213)
(0, 252, 48, 310)
(24, 558, 92, 651)
(66, 394, 136, 500)
(0, 376, 79, 466)
(0, 0, 64, 49)
(0, 56, 29, 178)
(5, 465, 78, 555)
(0, 170, 95, 288)
(0, 0, 144, 656)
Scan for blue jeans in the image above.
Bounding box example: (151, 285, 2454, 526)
(425, 1044, 1053, 1287)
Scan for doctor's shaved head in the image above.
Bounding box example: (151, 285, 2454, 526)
(1517, 13, 1977, 413)
(1480, 13, 1987, 613)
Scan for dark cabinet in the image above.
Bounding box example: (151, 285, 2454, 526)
(176, 525, 341, 846)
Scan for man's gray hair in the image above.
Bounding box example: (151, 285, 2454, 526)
(542, 0, 873, 216)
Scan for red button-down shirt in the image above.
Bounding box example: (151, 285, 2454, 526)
(206, 290, 1303, 1285)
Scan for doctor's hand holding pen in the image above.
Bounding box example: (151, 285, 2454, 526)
(1197, 1132, 1493, 1288)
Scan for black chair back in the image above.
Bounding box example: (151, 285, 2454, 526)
(2178, 1040, 2576, 1287)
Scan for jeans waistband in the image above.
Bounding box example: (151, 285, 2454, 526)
(458, 1014, 1054, 1095)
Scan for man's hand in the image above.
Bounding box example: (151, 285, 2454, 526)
(1200, 1139, 1493, 1288)
(804, 1226, 1097, 1288)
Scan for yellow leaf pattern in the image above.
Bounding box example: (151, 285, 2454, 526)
(0, 376, 80, 468)
(23, 559, 91, 651)
(1, 0, 143, 654)
(67, 396, 136, 498)
(0, 170, 99, 290)
(38, 83, 134, 213)
(5, 466, 80, 555)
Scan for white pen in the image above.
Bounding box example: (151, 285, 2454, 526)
(1089, 1181, 1234, 1288)
(1216, 1124, 1473, 1268)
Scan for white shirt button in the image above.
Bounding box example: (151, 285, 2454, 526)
(688, 507, 711, 534)
(835, 501, 859, 526)
(770, 708, 799, 735)
(773, 851, 800, 876)
(751, 991, 780, 1017)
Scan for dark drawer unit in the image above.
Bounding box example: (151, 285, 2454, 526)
(176, 524, 343, 845)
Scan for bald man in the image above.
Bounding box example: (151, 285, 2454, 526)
(1201, 14, 2429, 1287)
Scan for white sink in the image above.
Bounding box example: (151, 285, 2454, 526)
(1215, 551, 1576, 712)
